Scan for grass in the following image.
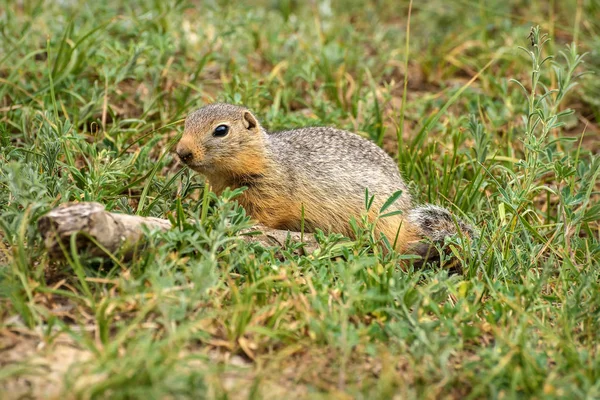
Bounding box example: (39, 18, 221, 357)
(1, 0, 599, 398)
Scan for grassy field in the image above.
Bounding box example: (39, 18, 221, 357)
(1, 0, 599, 398)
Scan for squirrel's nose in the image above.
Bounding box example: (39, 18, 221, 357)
(176, 146, 193, 164)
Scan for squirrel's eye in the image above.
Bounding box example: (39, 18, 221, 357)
(213, 124, 229, 137)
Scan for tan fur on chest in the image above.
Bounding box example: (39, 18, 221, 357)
(207, 172, 417, 252)
(206, 174, 303, 230)
(238, 187, 303, 229)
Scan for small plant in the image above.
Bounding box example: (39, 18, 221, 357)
(511, 26, 588, 198)
(488, 26, 598, 267)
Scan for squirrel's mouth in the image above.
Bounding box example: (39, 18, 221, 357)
(176, 156, 202, 170)
(185, 163, 205, 172)
(183, 161, 212, 175)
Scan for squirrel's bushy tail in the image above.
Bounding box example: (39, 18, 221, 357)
(405, 204, 476, 268)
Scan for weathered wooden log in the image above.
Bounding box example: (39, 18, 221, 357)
(37, 202, 172, 259)
(37, 202, 319, 260)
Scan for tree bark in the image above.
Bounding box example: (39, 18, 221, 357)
(38, 202, 319, 260)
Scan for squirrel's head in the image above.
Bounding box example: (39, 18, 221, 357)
(176, 103, 265, 175)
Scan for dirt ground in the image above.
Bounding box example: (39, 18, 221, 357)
(0, 329, 316, 400)
(0, 331, 92, 399)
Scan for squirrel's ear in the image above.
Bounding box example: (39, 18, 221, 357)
(243, 111, 258, 131)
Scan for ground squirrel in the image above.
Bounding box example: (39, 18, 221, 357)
(176, 103, 474, 265)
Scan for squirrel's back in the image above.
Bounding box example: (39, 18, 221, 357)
(266, 126, 411, 212)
